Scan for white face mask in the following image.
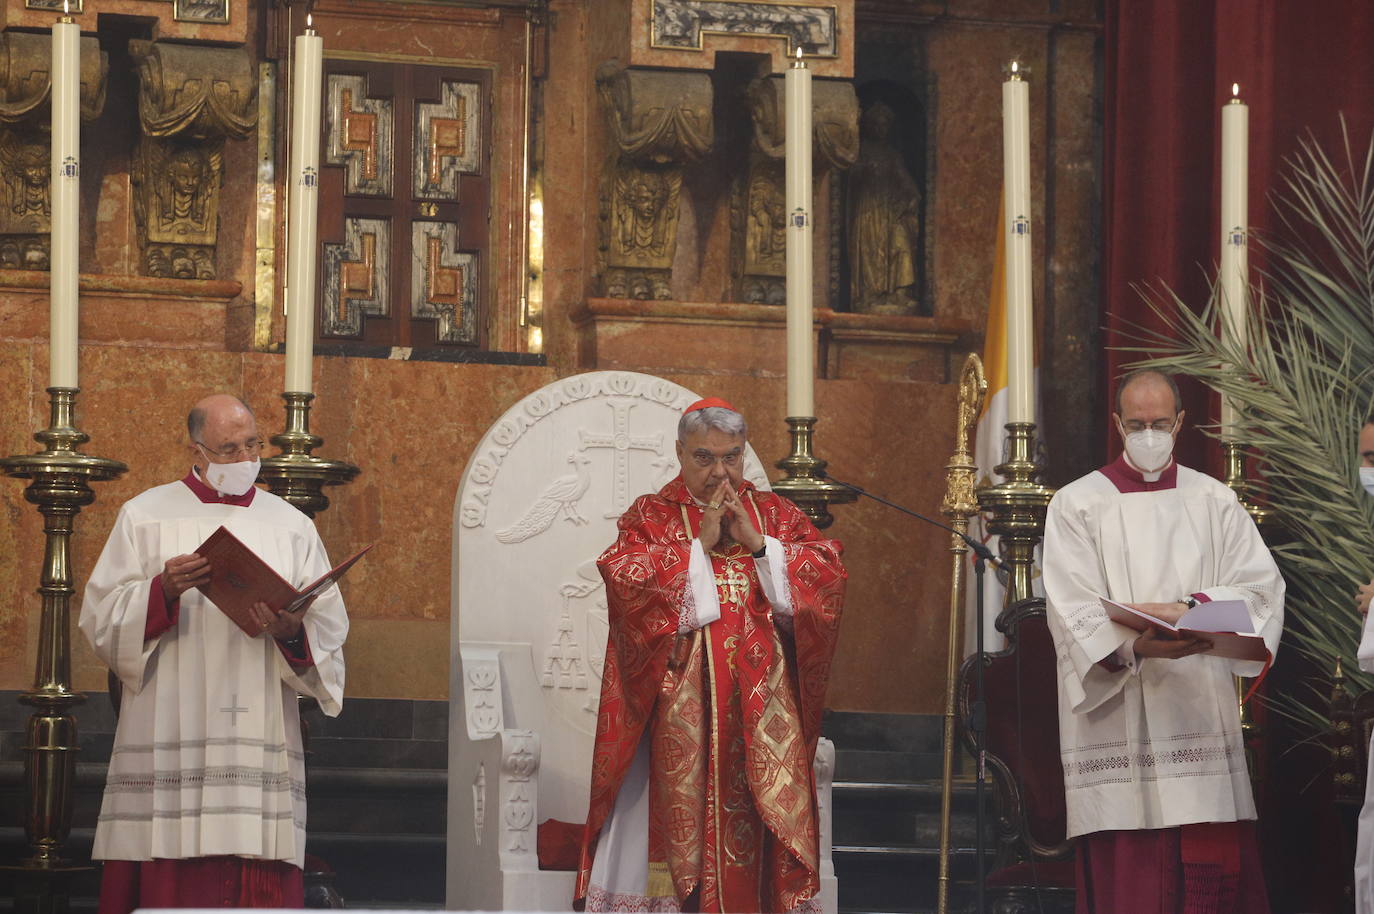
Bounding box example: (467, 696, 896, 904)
(1122, 428, 1174, 474)
(203, 458, 261, 497)
(1361, 466, 1374, 498)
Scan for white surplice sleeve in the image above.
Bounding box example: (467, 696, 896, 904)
(753, 535, 793, 618)
(679, 536, 792, 633)
(1194, 492, 1285, 678)
(1042, 489, 1136, 714)
(1359, 604, 1374, 674)
(277, 522, 350, 717)
(679, 539, 722, 632)
(79, 504, 161, 694)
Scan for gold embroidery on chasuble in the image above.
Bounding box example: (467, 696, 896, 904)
(579, 485, 839, 912)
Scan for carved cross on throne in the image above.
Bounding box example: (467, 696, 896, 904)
(578, 401, 664, 518)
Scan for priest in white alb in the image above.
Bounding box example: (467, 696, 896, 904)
(1042, 369, 1284, 913)
(80, 394, 349, 913)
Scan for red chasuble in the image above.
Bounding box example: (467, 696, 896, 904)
(575, 477, 846, 913)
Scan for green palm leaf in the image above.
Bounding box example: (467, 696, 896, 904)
(1120, 121, 1374, 733)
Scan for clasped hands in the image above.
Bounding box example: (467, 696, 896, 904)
(698, 481, 764, 555)
(1119, 600, 1212, 661)
(162, 553, 303, 641)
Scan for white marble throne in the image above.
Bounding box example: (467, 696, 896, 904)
(446, 371, 836, 912)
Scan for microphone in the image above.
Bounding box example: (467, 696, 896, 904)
(817, 469, 1001, 568)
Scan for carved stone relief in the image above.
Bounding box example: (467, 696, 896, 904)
(326, 73, 394, 197)
(410, 220, 477, 344)
(414, 79, 481, 200)
(596, 62, 712, 299)
(578, 401, 665, 517)
(652, 0, 839, 56)
(848, 101, 921, 314)
(500, 731, 538, 855)
(472, 763, 486, 845)
(130, 41, 257, 279)
(732, 73, 856, 304)
(464, 656, 503, 737)
(322, 216, 391, 337)
(0, 32, 106, 271)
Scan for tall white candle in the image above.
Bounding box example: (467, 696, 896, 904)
(284, 18, 324, 394)
(1219, 83, 1248, 433)
(49, 11, 80, 389)
(784, 48, 814, 418)
(1002, 62, 1034, 424)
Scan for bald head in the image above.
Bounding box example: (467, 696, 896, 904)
(1115, 370, 1182, 416)
(186, 394, 261, 476)
(188, 394, 254, 442)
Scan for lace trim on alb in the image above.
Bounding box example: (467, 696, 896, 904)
(1062, 731, 1245, 790)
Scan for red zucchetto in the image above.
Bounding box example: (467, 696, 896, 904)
(683, 397, 737, 414)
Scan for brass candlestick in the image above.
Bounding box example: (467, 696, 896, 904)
(936, 355, 986, 914)
(1222, 439, 1275, 530)
(0, 388, 126, 909)
(771, 417, 856, 530)
(256, 392, 359, 518)
(976, 421, 1055, 611)
(1222, 438, 1271, 778)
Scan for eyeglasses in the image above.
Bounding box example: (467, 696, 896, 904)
(1121, 418, 1177, 434)
(195, 439, 264, 461)
(690, 449, 742, 469)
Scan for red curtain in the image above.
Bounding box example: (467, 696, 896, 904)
(1103, 4, 1374, 910)
(1103, 0, 1374, 470)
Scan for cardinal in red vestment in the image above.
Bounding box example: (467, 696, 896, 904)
(575, 399, 846, 914)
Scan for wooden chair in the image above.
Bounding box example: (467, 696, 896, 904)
(957, 596, 1075, 913)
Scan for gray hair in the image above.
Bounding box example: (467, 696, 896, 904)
(678, 406, 747, 442)
(187, 396, 255, 442)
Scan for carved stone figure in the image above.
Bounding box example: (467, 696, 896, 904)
(613, 166, 679, 265)
(596, 62, 712, 299)
(0, 134, 49, 224)
(733, 75, 857, 304)
(0, 32, 106, 270)
(847, 102, 921, 315)
(129, 41, 256, 278)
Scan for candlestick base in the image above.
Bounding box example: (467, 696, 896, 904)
(770, 416, 856, 530)
(975, 421, 1055, 611)
(0, 388, 125, 890)
(1221, 440, 1276, 530)
(257, 392, 360, 518)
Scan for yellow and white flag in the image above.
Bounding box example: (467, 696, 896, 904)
(966, 194, 1043, 655)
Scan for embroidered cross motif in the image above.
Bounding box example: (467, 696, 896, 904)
(715, 560, 750, 605)
(220, 694, 249, 726)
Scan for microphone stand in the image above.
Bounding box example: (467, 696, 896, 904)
(820, 471, 992, 914)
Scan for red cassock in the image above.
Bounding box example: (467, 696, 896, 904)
(575, 477, 846, 913)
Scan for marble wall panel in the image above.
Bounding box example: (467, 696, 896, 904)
(623, 0, 855, 78)
(1042, 29, 1103, 487)
(544, 0, 601, 371)
(0, 281, 235, 349)
(0, 343, 37, 685)
(344, 618, 451, 699)
(926, 25, 1050, 334)
(2, 0, 251, 45)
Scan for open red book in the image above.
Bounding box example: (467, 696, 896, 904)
(1099, 596, 1269, 662)
(193, 525, 371, 638)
